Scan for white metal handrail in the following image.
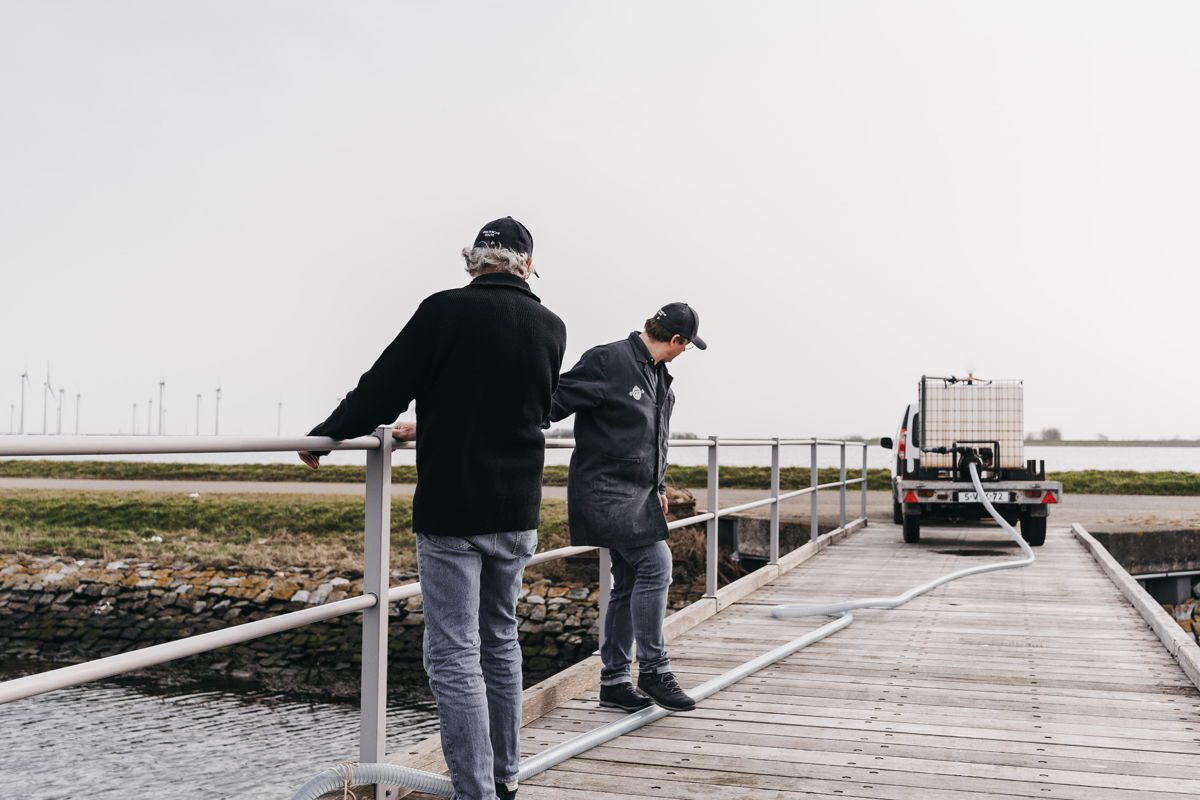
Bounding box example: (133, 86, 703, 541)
(0, 427, 870, 782)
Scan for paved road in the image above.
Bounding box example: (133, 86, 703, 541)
(2, 478, 1198, 533)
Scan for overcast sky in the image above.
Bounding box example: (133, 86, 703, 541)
(2, 1, 1198, 443)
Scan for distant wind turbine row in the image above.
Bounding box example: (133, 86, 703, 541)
(6, 372, 291, 437)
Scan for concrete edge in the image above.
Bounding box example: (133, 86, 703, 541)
(387, 516, 869, 789)
(1071, 522, 1200, 691)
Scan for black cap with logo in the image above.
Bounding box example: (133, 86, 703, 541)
(654, 302, 707, 350)
(473, 216, 533, 256)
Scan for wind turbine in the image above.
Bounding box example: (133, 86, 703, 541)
(158, 379, 165, 435)
(132, 403, 138, 435)
(214, 384, 221, 435)
(276, 401, 282, 436)
(42, 365, 54, 435)
(56, 388, 64, 435)
(75, 393, 81, 435)
(18, 369, 30, 434)
(147, 398, 152, 436)
(195, 393, 201, 437)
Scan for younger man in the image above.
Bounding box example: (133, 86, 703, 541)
(548, 303, 706, 712)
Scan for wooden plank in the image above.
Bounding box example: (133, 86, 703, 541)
(521, 718, 1200, 772)
(560, 691, 1200, 731)
(544, 743, 1200, 800)
(663, 666, 1200, 706)
(530, 705, 1200, 777)
(523, 734, 1200, 800)
(546, 699, 1200, 745)
(665, 640, 1182, 674)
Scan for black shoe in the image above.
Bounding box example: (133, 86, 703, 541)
(599, 682, 653, 712)
(637, 671, 696, 712)
(495, 779, 518, 800)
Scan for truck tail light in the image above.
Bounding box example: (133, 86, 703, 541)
(903, 491, 918, 504)
(917, 490, 935, 498)
(1042, 491, 1057, 504)
(1024, 490, 1041, 498)
(898, 428, 907, 460)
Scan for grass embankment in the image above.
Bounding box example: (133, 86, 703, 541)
(0, 490, 570, 573)
(4, 460, 1200, 495)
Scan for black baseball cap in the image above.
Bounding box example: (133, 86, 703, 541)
(473, 216, 533, 256)
(654, 302, 707, 350)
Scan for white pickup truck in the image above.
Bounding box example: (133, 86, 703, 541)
(880, 376, 1061, 546)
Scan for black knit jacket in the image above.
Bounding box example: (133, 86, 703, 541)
(307, 273, 567, 535)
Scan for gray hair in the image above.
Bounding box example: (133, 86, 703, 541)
(461, 246, 532, 279)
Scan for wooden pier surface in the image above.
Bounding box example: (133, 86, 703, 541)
(503, 522, 1200, 799)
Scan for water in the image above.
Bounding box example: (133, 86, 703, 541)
(22, 443, 1200, 472)
(0, 668, 439, 800)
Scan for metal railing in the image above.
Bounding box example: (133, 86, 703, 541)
(0, 429, 869, 787)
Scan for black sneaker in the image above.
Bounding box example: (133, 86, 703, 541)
(495, 779, 518, 800)
(599, 682, 653, 712)
(637, 671, 696, 712)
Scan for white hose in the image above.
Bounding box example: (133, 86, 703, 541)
(288, 762, 452, 800)
(288, 462, 1032, 800)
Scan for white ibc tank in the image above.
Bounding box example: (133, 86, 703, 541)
(920, 378, 1025, 470)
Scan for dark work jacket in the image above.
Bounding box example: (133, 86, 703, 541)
(549, 332, 675, 548)
(307, 273, 566, 536)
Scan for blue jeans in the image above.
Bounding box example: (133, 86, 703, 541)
(416, 530, 537, 800)
(600, 540, 672, 686)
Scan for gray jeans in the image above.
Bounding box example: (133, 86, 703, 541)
(416, 530, 537, 800)
(600, 540, 673, 686)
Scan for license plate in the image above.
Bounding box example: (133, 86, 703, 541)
(958, 492, 1011, 503)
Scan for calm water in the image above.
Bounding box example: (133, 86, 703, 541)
(0, 668, 439, 800)
(23, 443, 1200, 472)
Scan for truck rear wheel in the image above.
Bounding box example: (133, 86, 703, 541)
(902, 513, 921, 544)
(1020, 513, 1047, 547)
(892, 498, 903, 524)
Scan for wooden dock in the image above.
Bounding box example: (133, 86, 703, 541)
(504, 521, 1200, 799)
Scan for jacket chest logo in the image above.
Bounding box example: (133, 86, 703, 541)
(628, 385, 644, 401)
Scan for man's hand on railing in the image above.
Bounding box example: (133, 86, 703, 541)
(298, 451, 321, 470)
(392, 422, 416, 442)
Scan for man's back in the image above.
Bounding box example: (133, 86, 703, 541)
(414, 274, 566, 532)
(307, 271, 565, 535)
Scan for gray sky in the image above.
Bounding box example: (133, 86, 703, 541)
(2, 1, 1198, 441)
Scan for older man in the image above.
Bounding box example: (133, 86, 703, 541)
(547, 303, 706, 714)
(299, 217, 565, 800)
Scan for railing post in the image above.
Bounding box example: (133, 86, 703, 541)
(769, 438, 780, 564)
(705, 436, 719, 597)
(861, 444, 868, 523)
(839, 442, 847, 531)
(809, 440, 818, 543)
(598, 548, 611, 651)
(361, 426, 393, 792)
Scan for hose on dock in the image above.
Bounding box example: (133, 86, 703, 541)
(287, 462, 1032, 799)
(287, 762, 452, 799)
